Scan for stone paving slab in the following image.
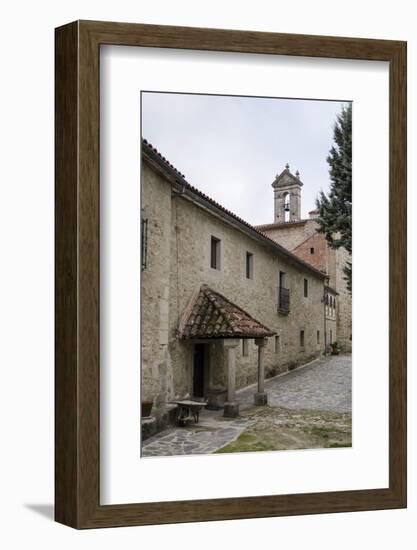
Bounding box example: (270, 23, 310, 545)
(142, 415, 255, 457)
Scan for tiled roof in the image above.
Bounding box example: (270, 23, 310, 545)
(255, 220, 307, 230)
(178, 285, 275, 340)
(142, 139, 326, 280)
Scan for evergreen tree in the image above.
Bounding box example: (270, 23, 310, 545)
(316, 104, 352, 293)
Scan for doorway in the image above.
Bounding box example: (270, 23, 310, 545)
(193, 344, 206, 398)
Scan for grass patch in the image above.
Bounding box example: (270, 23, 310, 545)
(214, 407, 352, 454)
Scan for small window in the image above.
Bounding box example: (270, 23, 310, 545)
(300, 330, 305, 348)
(310, 247, 315, 254)
(242, 339, 249, 357)
(330, 329, 333, 344)
(304, 278, 308, 298)
(210, 236, 221, 270)
(274, 335, 280, 354)
(246, 252, 254, 279)
(317, 330, 320, 344)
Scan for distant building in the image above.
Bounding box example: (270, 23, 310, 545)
(141, 140, 351, 431)
(255, 164, 352, 352)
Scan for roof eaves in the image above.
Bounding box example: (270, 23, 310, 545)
(142, 140, 326, 280)
(255, 220, 308, 230)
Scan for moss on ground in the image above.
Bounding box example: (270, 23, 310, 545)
(214, 406, 351, 454)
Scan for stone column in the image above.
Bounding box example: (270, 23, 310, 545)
(223, 339, 240, 418)
(254, 337, 268, 405)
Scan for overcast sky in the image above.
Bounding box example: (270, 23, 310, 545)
(141, 92, 349, 225)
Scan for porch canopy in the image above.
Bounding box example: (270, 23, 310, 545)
(178, 284, 275, 416)
(178, 284, 275, 340)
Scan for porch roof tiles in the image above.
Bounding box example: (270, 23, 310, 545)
(178, 284, 276, 340)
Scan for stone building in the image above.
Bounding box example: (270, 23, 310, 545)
(141, 140, 350, 428)
(255, 165, 352, 351)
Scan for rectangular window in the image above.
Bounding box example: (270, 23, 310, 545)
(210, 236, 221, 270)
(317, 330, 320, 344)
(310, 247, 315, 254)
(330, 329, 333, 344)
(304, 278, 308, 297)
(242, 339, 249, 357)
(300, 330, 305, 348)
(141, 218, 148, 271)
(246, 252, 254, 279)
(278, 271, 290, 312)
(274, 335, 280, 353)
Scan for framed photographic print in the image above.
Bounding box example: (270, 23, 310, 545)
(55, 20, 406, 528)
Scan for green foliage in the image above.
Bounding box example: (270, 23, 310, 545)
(316, 104, 352, 293)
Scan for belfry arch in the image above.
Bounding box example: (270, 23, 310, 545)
(271, 164, 303, 223)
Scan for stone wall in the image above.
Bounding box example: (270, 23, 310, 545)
(140, 162, 352, 407)
(325, 301, 337, 348)
(335, 246, 352, 351)
(258, 219, 314, 251)
(261, 218, 350, 351)
(141, 162, 175, 406)
(292, 232, 328, 275)
(166, 187, 326, 401)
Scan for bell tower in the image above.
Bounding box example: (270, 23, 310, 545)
(272, 164, 303, 223)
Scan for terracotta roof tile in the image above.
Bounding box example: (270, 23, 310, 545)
(255, 220, 307, 230)
(179, 285, 275, 340)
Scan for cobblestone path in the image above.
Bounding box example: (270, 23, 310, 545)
(238, 353, 351, 413)
(142, 353, 351, 457)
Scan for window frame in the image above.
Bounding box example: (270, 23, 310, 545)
(245, 251, 254, 280)
(274, 334, 280, 354)
(242, 339, 249, 357)
(210, 236, 221, 270)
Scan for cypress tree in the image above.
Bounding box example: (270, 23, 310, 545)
(316, 104, 352, 293)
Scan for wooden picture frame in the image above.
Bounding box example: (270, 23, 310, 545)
(55, 20, 407, 528)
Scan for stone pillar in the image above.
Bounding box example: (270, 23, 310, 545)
(290, 187, 302, 222)
(254, 337, 268, 406)
(223, 339, 240, 418)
